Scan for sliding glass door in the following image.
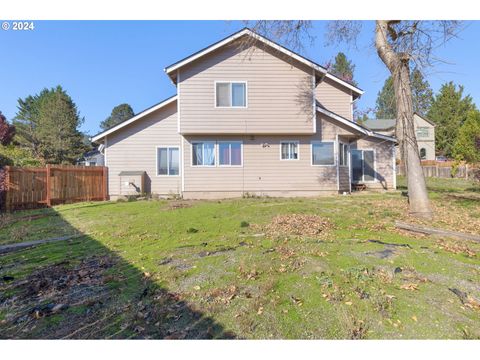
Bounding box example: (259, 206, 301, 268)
(351, 149, 375, 183)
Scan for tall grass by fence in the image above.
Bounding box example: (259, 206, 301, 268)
(2, 165, 108, 211)
(396, 161, 479, 179)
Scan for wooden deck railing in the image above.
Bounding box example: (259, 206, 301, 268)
(3, 165, 108, 211)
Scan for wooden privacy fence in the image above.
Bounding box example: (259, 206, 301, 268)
(3, 165, 108, 211)
(396, 161, 478, 179)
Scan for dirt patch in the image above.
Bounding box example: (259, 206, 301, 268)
(364, 239, 413, 259)
(366, 248, 397, 259)
(164, 200, 196, 210)
(252, 214, 333, 238)
(0, 255, 117, 337)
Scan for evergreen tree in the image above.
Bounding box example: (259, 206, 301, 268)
(453, 110, 480, 163)
(375, 68, 433, 118)
(411, 68, 434, 115)
(0, 111, 15, 146)
(331, 52, 356, 85)
(13, 86, 87, 164)
(427, 82, 476, 157)
(100, 103, 134, 130)
(375, 77, 396, 118)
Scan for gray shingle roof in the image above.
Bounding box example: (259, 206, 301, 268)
(362, 119, 396, 131)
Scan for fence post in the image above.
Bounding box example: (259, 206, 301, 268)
(465, 164, 469, 179)
(4, 166, 10, 212)
(102, 166, 109, 201)
(46, 164, 51, 206)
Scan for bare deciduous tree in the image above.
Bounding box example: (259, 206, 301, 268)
(246, 20, 463, 219)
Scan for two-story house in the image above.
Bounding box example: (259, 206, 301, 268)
(92, 28, 397, 199)
(363, 113, 436, 160)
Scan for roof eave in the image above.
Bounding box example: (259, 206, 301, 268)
(91, 95, 178, 143)
(316, 106, 397, 143)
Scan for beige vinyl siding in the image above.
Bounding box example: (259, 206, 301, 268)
(106, 101, 181, 196)
(179, 42, 315, 134)
(338, 167, 350, 192)
(352, 137, 396, 190)
(315, 77, 353, 120)
(182, 115, 352, 197)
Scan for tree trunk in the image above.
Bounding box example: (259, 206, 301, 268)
(375, 20, 432, 219)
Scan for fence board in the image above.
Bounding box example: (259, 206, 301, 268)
(4, 165, 108, 211)
(396, 162, 478, 180)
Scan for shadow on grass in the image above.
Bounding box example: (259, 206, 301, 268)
(0, 206, 235, 339)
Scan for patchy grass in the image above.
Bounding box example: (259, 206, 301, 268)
(397, 175, 480, 194)
(0, 178, 479, 339)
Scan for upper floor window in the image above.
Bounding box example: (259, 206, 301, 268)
(416, 127, 429, 138)
(215, 82, 247, 108)
(280, 141, 299, 160)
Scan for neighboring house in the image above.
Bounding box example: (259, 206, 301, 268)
(77, 146, 105, 166)
(92, 28, 397, 199)
(363, 113, 436, 160)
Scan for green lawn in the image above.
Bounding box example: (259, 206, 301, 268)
(1, 177, 479, 339)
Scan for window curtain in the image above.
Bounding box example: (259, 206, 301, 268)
(204, 142, 215, 166)
(193, 143, 203, 166)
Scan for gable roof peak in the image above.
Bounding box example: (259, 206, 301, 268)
(164, 28, 364, 97)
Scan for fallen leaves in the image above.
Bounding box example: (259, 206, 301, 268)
(400, 283, 419, 291)
(436, 239, 477, 258)
(290, 296, 303, 306)
(449, 288, 480, 311)
(252, 214, 333, 238)
(206, 285, 238, 305)
(238, 265, 260, 280)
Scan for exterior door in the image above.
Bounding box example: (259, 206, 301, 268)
(351, 149, 376, 183)
(351, 150, 363, 183)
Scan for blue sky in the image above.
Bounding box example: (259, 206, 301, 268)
(1, 20, 479, 135)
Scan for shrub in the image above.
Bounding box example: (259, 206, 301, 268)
(240, 221, 250, 228)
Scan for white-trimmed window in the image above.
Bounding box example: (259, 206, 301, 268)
(157, 147, 180, 176)
(219, 141, 242, 166)
(192, 141, 216, 166)
(215, 82, 247, 107)
(312, 141, 335, 166)
(416, 127, 429, 138)
(339, 143, 349, 166)
(280, 141, 299, 160)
